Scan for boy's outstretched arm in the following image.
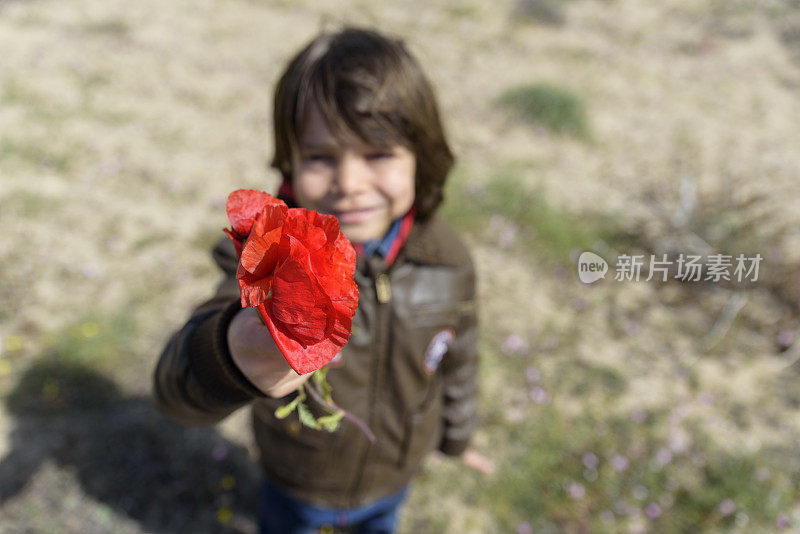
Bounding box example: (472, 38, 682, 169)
(153, 238, 276, 425)
(153, 278, 265, 426)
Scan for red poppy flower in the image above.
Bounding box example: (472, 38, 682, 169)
(223, 189, 286, 257)
(224, 190, 359, 375)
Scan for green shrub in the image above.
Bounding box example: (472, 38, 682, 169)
(441, 172, 618, 263)
(496, 83, 590, 139)
(511, 0, 568, 26)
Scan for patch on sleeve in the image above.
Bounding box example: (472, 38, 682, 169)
(424, 328, 455, 374)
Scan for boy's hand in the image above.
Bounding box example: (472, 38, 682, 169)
(460, 448, 495, 475)
(227, 307, 310, 398)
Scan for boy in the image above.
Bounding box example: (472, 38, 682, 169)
(153, 27, 491, 533)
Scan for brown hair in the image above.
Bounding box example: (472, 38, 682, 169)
(270, 27, 454, 221)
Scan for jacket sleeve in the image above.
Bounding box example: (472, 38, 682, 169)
(152, 237, 267, 426)
(437, 260, 480, 456)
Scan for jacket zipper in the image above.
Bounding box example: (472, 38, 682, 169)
(350, 266, 392, 503)
(375, 273, 392, 304)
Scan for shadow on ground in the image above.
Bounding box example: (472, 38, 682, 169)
(0, 357, 260, 534)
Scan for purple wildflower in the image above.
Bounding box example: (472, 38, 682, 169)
(525, 366, 541, 383)
(599, 510, 615, 525)
(697, 391, 715, 406)
(573, 296, 588, 311)
(777, 329, 794, 350)
(582, 452, 599, 469)
(668, 430, 691, 454)
(655, 448, 673, 466)
(624, 320, 640, 336)
(718, 498, 735, 517)
(81, 262, 100, 278)
(631, 408, 647, 423)
(529, 386, 550, 404)
(502, 334, 529, 356)
(489, 215, 507, 231)
(611, 454, 629, 472)
(499, 226, 518, 249)
(645, 503, 662, 519)
(568, 482, 585, 500)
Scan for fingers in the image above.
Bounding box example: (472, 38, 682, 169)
(461, 448, 496, 476)
(228, 307, 306, 397)
(228, 308, 277, 351)
(261, 370, 310, 398)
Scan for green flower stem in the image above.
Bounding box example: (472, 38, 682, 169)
(303, 373, 376, 443)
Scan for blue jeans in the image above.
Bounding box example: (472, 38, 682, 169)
(258, 479, 409, 534)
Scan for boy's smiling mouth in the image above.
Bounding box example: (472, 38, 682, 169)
(331, 207, 381, 224)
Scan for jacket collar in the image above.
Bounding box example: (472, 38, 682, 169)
(355, 215, 468, 275)
(397, 215, 471, 268)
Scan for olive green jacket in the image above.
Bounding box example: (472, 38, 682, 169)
(152, 215, 479, 508)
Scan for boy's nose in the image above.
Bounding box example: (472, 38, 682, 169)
(332, 152, 369, 196)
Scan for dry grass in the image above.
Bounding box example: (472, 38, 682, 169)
(2, 0, 800, 532)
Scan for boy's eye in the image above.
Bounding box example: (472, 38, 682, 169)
(366, 151, 393, 160)
(304, 154, 333, 163)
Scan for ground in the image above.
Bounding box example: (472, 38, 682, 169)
(2, 0, 800, 532)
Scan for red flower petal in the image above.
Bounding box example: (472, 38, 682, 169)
(238, 274, 273, 308)
(310, 236, 357, 300)
(282, 301, 329, 347)
(223, 228, 244, 257)
(240, 206, 284, 277)
(251, 202, 288, 236)
(234, 202, 287, 306)
(271, 258, 316, 325)
(259, 301, 346, 375)
(226, 189, 286, 237)
(284, 210, 330, 252)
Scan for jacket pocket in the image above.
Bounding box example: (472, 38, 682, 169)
(398, 395, 442, 469)
(403, 301, 472, 390)
(407, 299, 474, 327)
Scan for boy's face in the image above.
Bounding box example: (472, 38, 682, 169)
(291, 102, 416, 243)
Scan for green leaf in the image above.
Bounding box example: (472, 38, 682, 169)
(312, 369, 333, 401)
(273, 389, 305, 419)
(297, 402, 320, 429)
(274, 404, 295, 419)
(317, 411, 345, 432)
(312, 368, 327, 386)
